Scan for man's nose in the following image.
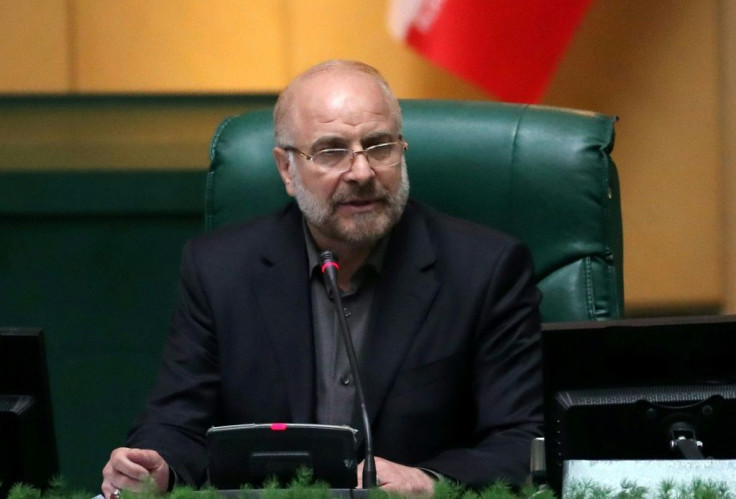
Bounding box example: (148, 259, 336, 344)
(343, 151, 375, 182)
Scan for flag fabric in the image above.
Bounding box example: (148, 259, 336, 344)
(389, 0, 593, 103)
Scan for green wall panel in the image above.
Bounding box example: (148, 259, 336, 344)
(0, 170, 206, 492)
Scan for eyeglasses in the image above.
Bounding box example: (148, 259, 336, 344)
(283, 138, 408, 172)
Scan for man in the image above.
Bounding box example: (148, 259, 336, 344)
(101, 60, 543, 498)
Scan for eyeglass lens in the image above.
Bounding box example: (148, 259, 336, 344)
(314, 143, 403, 169)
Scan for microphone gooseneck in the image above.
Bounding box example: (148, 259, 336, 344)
(319, 250, 377, 489)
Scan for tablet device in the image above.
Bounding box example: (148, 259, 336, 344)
(207, 423, 358, 489)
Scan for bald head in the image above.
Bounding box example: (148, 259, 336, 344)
(273, 60, 402, 147)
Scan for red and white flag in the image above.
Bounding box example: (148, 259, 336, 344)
(389, 0, 593, 103)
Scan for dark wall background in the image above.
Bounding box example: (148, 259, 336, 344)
(0, 170, 206, 491)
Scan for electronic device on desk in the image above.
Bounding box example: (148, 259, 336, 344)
(207, 423, 358, 489)
(543, 315, 736, 494)
(0, 327, 59, 497)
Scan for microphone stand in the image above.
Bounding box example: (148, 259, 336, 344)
(320, 251, 377, 489)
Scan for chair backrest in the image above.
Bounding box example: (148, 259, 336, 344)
(206, 100, 623, 322)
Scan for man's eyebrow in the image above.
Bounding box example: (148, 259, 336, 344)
(310, 136, 347, 150)
(361, 131, 397, 147)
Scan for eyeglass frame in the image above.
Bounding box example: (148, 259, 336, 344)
(281, 136, 408, 171)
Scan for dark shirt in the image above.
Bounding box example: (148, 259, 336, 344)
(303, 221, 387, 426)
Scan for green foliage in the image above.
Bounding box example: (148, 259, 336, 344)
(6, 473, 736, 498)
(565, 478, 734, 499)
(259, 468, 331, 499)
(8, 483, 43, 499)
(8, 475, 89, 499)
(675, 478, 732, 499)
(167, 485, 201, 499)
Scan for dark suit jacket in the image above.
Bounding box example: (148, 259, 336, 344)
(127, 200, 543, 489)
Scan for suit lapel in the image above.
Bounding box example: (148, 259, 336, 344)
(353, 203, 440, 432)
(250, 203, 440, 430)
(251, 205, 315, 423)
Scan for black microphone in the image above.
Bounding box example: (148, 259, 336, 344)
(319, 250, 377, 489)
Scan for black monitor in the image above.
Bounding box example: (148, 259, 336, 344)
(543, 315, 736, 494)
(0, 328, 59, 496)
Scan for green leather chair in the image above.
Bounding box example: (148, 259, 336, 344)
(205, 100, 624, 322)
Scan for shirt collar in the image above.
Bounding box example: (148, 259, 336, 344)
(302, 217, 389, 282)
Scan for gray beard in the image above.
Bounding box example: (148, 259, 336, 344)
(290, 159, 410, 246)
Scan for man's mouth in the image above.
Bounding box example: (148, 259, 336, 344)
(336, 197, 385, 213)
(346, 199, 375, 206)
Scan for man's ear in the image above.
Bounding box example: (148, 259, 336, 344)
(273, 147, 296, 197)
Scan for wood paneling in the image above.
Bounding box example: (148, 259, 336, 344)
(0, 95, 277, 170)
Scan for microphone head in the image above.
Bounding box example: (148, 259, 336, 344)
(319, 250, 339, 266)
(319, 251, 340, 276)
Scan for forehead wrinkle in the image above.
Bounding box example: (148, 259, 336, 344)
(312, 108, 386, 128)
(309, 129, 396, 151)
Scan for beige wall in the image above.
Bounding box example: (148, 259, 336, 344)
(721, 0, 736, 314)
(0, 0, 488, 97)
(546, 1, 723, 313)
(0, 0, 730, 316)
(71, 0, 288, 92)
(0, 0, 69, 92)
